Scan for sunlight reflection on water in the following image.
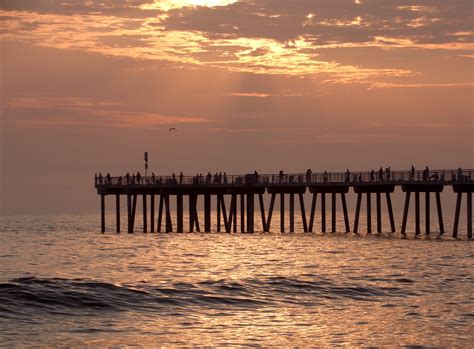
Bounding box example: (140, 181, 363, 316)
(0, 213, 472, 347)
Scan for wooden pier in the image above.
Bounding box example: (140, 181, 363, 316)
(95, 169, 473, 238)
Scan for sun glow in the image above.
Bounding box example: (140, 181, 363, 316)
(141, 0, 237, 11)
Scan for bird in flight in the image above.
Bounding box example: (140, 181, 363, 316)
(169, 127, 177, 132)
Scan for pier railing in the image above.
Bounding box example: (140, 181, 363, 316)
(95, 169, 474, 187)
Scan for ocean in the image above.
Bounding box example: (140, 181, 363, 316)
(0, 212, 473, 347)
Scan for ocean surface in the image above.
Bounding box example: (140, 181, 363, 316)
(0, 212, 473, 347)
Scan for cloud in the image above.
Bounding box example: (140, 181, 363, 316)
(162, 0, 474, 46)
(369, 82, 474, 89)
(5, 96, 210, 128)
(0, 0, 472, 85)
(0, 9, 414, 82)
(0, 0, 164, 18)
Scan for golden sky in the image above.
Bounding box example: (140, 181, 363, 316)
(1, 0, 473, 212)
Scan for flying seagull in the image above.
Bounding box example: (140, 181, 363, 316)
(169, 127, 177, 132)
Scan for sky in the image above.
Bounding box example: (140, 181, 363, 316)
(0, 0, 473, 213)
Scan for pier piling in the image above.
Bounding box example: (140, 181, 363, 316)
(232, 194, 237, 233)
(468, 192, 472, 239)
(116, 194, 120, 233)
(415, 192, 421, 236)
(280, 193, 285, 233)
(205, 194, 211, 232)
(436, 192, 444, 235)
(401, 192, 410, 235)
(247, 194, 254, 233)
(299, 193, 308, 232)
(158, 195, 164, 233)
(452, 183, 474, 239)
(386, 192, 396, 233)
(177, 194, 183, 233)
(341, 193, 350, 233)
(240, 194, 245, 233)
(290, 193, 295, 233)
(259, 193, 266, 232)
(321, 193, 326, 233)
(150, 195, 155, 233)
(401, 184, 444, 236)
(101, 194, 105, 233)
(366, 193, 372, 234)
(265, 193, 276, 232)
(331, 193, 336, 233)
(217, 194, 221, 232)
(425, 192, 430, 235)
(309, 193, 317, 233)
(143, 194, 147, 233)
(376, 193, 382, 233)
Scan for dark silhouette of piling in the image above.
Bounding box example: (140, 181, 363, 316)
(150, 195, 155, 233)
(177, 194, 183, 233)
(204, 194, 211, 232)
(401, 184, 444, 236)
(116, 194, 120, 233)
(101, 194, 105, 233)
(142, 194, 147, 233)
(453, 183, 473, 238)
(353, 185, 395, 235)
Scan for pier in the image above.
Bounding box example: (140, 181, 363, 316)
(95, 169, 473, 238)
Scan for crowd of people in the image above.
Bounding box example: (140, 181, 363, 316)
(95, 167, 469, 186)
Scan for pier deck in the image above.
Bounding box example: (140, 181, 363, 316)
(95, 169, 473, 238)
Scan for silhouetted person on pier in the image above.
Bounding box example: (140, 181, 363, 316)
(98, 172, 103, 185)
(136, 171, 141, 185)
(125, 172, 130, 185)
(345, 169, 350, 182)
(254, 171, 259, 183)
(132, 173, 136, 184)
(324, 170, 328, 183)
(306, 169, 312, 183)
(279, 170, 284, 183)
(94, 173, 98, 185)
(206, 172, 212, 184)
(179, 172, 183, 184)
(223, 172, 228, 184)
(410, 165, 415, 181)
(431, 172, 439, 181)
(151, 172, 156, 184)
(422, 166, 429, 181)
(106, 173, 111, 184)
(457, 167, 463, 182)
(378, 167, 384, 181)
(172, 172, 177, 184)
(370, 170, 375, 181)
(385, 167, 391, 181)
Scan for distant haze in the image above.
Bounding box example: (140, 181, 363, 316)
(1, 0, 473, 213)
